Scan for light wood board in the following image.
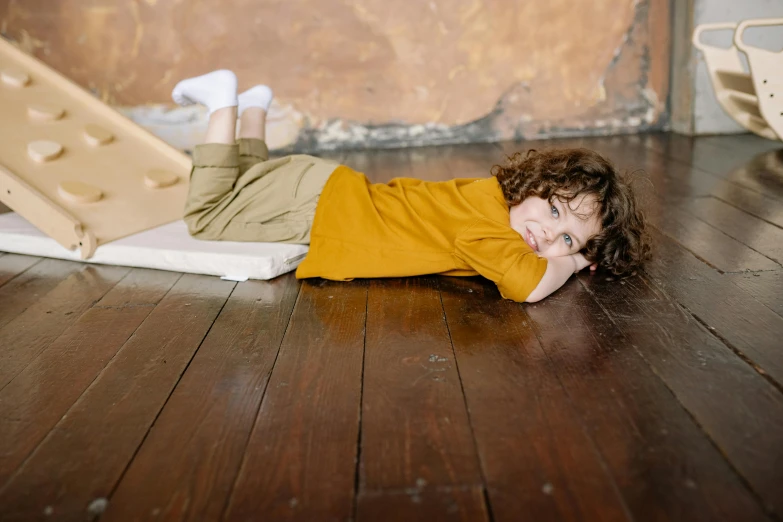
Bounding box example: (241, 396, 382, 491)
(693, 18, 783, 142)
(0, 38, 191, 259)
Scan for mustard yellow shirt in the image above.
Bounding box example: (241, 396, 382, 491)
(295, 166, 548, 302)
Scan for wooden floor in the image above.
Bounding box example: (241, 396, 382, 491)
(1, 132, 782, 522)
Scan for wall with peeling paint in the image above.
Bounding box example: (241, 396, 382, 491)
(0, 0, 670, 151)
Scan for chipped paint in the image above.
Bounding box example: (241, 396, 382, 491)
(130, 1, 143, 58)
(2, 0, 668, 152)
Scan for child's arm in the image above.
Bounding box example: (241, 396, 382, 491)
(525, 253, 594, 303)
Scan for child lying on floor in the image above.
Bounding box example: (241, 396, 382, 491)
(172, 70, 650, 303)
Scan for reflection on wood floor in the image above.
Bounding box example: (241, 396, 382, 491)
(1, 132, 782, 521)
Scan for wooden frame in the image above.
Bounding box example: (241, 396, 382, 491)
(693, 18, 783, 141)
(734, 18, 783, 141)
(0, 38, 191, 259)
(0, 164, 97, 258)
(692, 21, 778, 140)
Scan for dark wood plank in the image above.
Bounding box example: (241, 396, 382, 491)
(357, 487, 488, 522)
(347, 140, 499, 185)
(0, 254, 39, 288)
(677, 196, 783, 265)
(408, 145, 469, 182)
(497, 136, 584, 158)
(0, 264, 130, 389)
(101, 275, 300, 522)
(637, 132, 691, 163)
(361, 147, 414, 184)
(712, 191, 783, 227)
(583, 134, 723, 200)
(0, 269, 180, 487)
(709, 180, 783, 229)
(649, 133, 783, 200)
(222, 279, 366, 521)
(656, 133, 783, 160)
(581, 248, 783, 515)
(439, 277, 631, 522)
(711, 135, 783, 199)
(313, 149, 347, 164)
(445, 142, 505, 179)
(525, 278, 769, 521)
(638, 134, 783, 226)
(645, 198, 779, 272)
(598, 133, 783, 228)
(698, 134, 783, 163)
(0, 274, 234, 521)
(357, 278, 485, 517)
(340, 149, 377, 179)
(725, 271, 783, 318)
(0, 259, 86, 330)
(643, 229, 783, 386)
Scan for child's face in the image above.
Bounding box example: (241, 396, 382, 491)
(509, 193, 601, 259)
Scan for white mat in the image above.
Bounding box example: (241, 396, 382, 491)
(0, 212, 308, 281)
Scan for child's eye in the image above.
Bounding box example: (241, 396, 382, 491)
(551, 205, 559, 218)
(563, 234, 572, 247)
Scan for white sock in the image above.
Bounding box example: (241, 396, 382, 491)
(171, 69, 238, 114)
(237, 85, 274, 116)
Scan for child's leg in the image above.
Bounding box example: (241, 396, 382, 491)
(184, 106, 241, 237)
(237, 86, 274, 174)
(171, 70, 241, 237)
(239, 107, 267, 141)
(205, 106, 238, 144)
(237, 107, 270, 175)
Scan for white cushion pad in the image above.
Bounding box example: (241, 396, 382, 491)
(0, 212, 308, 281)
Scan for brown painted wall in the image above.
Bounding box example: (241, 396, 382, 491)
(0, 0, 670, 151)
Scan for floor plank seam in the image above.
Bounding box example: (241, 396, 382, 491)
(654, 209, 783, 270)
(436, 283, 496, 522)
(658, 307, 783, 521)
(683, 305, 783, 395)
(91, 303, 157, 310)
(710, 195, 783, 231)
(357, 483, 486, 496)
(72, 271, 187, 413)
(0, 256, 44, 290)
(723, 277, 783, 321)
(577, 278, 777, 520)
(218, 280, 303, 520)
(636, 261, 783, 393)
(103, 277, 237, 506)
(0, 266, 133, 395)
(522, 301, 636, 522)
(643, 141, 783, 203)
(480, 485, 494, 522)
(652, 320, 783, 520)
(0, 273, 175, 494)
(350, 284, 369, 522)
(721, 269, 780, 274)
(644, 231, 725, 274)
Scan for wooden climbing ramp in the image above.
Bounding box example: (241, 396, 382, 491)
(0, 38, 191, 259)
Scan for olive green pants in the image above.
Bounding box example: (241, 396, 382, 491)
(184, 138, 338, 244)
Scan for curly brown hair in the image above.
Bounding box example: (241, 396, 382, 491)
(491, 147, 651, 276)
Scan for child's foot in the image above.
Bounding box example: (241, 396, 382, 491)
(238, 85, 274, 116)
(171, 69, 238, 114)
